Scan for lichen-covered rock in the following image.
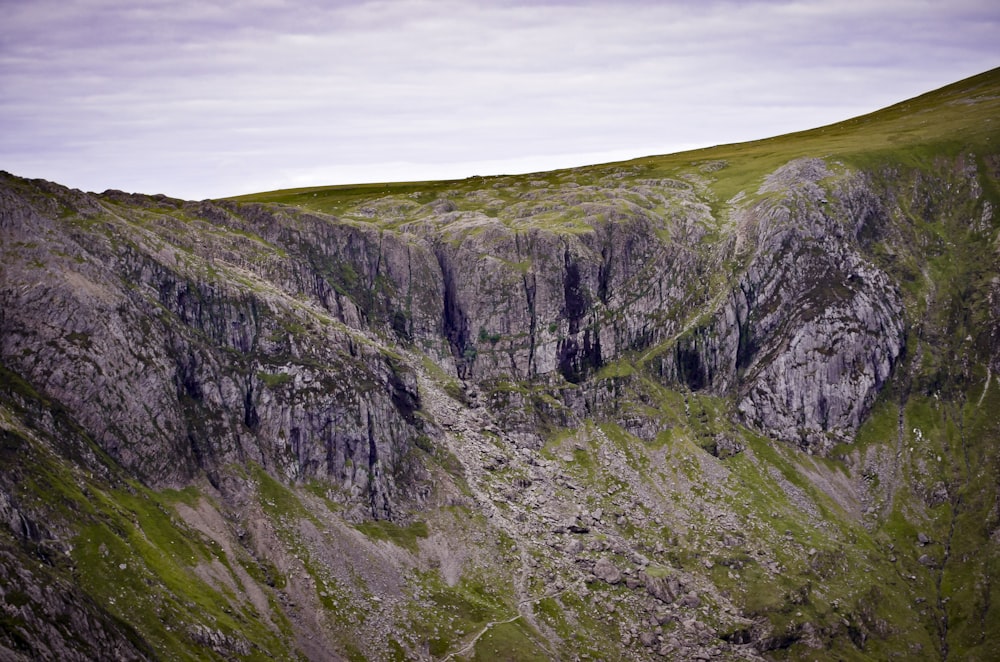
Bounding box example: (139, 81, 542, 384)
(0, 159, 908, 500)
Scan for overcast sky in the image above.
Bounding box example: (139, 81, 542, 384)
(1, 1, 997, 200)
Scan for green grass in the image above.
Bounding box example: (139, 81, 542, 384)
(252, 463, 313, 522)
(472, 620, 548, 661)
(63, 476, 293, 661)
(229, 69, 1000, 230)
(257, 370, 292, 389)
(402, 570, 517, 659)
(352, 519, 429, 553)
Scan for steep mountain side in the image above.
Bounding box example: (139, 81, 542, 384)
(1, 68, 999, 660)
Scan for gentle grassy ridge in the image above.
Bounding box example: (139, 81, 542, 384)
(230, 69, 999, 223)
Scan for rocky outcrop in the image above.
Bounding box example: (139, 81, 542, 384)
(0, 175, 426, 518)
(732, 162, 904, 450)
(0, 547, 153, 662)
(0, 159, 907, 497)
(659, 160, 905, 451)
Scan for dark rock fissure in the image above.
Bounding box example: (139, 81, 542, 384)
(676, 342, 707, 392)
(366, 411, 390, 520)
(598, 242, 613, 305)
(522, 272, 537, 376)
(436, 248, 471, 377)
(735, 283, 757, 374)
(562, 247, 587, 335)
(243, 377, 259, 431)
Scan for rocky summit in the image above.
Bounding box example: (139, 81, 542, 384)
(2, 68, 1000, 661)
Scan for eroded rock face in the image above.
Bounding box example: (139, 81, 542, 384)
(0, 177, 426, 518)
(417, 161, 904, 454)
(0, 548, 153, 662)
(0, 159, 906, 497)
(729, 161, 905, 451)
(646, 161, 904, 450)
(413, 181, 712, 384)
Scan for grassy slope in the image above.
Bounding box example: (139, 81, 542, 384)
(230, 68, 1000, 216)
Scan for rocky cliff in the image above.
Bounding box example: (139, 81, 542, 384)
(1, 68, 999, 661)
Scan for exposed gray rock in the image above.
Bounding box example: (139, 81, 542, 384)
(0, 549, 153, 661)
(0, 178, 429, 518)
(593, 557, 623, 584)
(681, 591, 701, 608)
(661, 162, 905, 452)
(642, 572, 681, 604)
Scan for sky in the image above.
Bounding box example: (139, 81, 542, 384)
(1, 1, 997, 200)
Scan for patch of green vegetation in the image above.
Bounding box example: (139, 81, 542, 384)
(255, 69, 991, 247)
(477, 327, 502, 345)
(257, 370, 292, 389)
(64, 476, 292, 661)
(402, 568, 516, 660)
(353, 519, 428, 553)
(252, 464, 313, 522)
(413, 434, 434, 453)
(419, 355, 466, 403)
(158, 484, 203, 508)
(539, 589, 621, 659)
(598, 422, 650, 473)
(240, 554, 287, 590)
(302, 479, 343, 512)
(593, 360, 634, 380)
(644, 563, 672, 579)
(473, 620, 548, 661)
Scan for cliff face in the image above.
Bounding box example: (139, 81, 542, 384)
(713, 160, 904, 452)
(0, 180, 428, 521)
(0, 158, 903, 480)
(2, 69, 1000, 661)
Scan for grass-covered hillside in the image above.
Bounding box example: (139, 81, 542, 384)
(233, 69, 999, 216)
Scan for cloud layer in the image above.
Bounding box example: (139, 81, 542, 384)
(1, 0, 997, 198)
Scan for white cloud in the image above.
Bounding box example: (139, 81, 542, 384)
(1, 0, 997, 199)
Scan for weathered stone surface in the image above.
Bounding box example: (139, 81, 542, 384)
(681, 591, 701, 608)
(2, 162, 906, 472)
(658, 161, 905, 452)
(0, 176, 428, 518)
(642, 571, 681, 604)
(593, 557, 623, 584)
(0, 548, 152, 662)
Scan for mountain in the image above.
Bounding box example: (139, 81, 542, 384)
(1, 67, 999, 661)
